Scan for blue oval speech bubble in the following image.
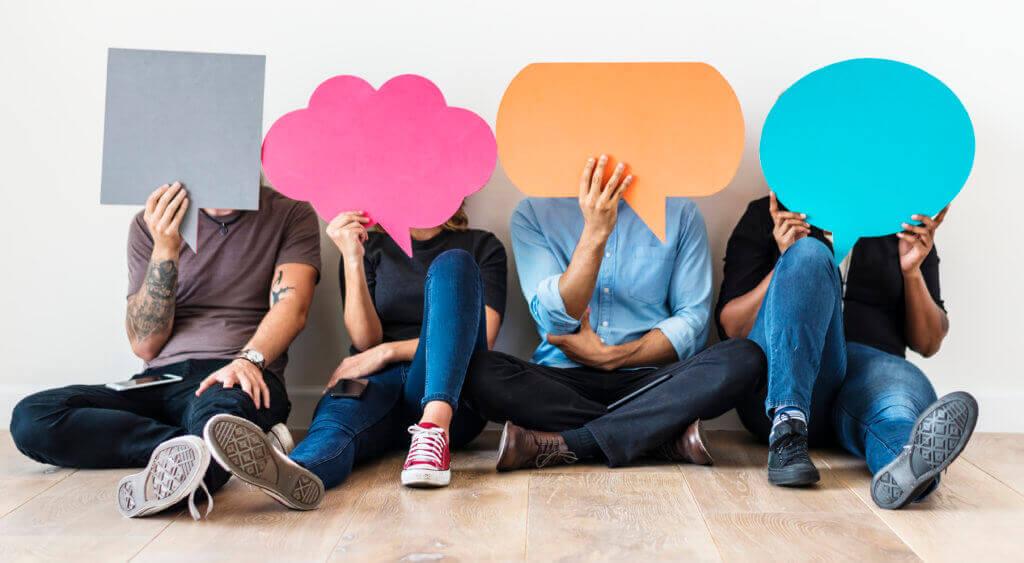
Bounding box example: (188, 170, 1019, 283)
(760, 58, 975, 262)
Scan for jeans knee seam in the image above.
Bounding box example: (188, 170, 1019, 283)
(836, 402, 903, 458)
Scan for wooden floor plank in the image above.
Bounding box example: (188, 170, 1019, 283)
(0, 469, 176, 562)
(704, 512, 920, 562)
(680, 431, 920, 561)
(132, 463, 374, 563)
(0, 434, 74, 518)
(330, 447, 531, 561)
(820, 446, 1024, 561)
(0, 431, 1020, 561)
(526, 471, 720, 561)
(682, 431, 870, 514)
(961, 432, 1024, 496)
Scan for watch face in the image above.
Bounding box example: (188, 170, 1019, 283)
(246, 350, 264, 363)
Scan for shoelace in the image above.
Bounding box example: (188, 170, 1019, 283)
(406, 425, 446, 468)
(771, 430, 813, 466)
(533, 435, 578, 468)
(186, 480, 214, 521)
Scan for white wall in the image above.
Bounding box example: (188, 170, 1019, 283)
(1, 0, 1021, 431)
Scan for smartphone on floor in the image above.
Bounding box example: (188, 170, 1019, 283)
(106, 374, 183, 391)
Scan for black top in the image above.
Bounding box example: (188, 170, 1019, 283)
(340, 228, 508, 346)
(715, 196, 944, 357)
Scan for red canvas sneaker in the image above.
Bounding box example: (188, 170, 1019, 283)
(401, 423, 451, 488)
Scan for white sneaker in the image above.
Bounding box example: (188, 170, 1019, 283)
(204, 414, 324, 510)
(266, 423, 295, 455)
(117, 436, 213, 520)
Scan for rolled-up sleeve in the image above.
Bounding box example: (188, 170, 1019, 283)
(654, 202, 712, 360)
(510, 202, 581, 336)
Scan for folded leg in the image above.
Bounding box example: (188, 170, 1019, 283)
(10, 382, 182, 469)
(586, 338, 765, 466)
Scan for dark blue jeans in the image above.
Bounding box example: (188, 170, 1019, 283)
(289, 250, 488, 489)
(740, 238, 939, 477)
(9, 359, 290, 492)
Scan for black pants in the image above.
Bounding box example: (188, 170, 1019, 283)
(465, 338, 765, 466)
(9, 359, 290, 492)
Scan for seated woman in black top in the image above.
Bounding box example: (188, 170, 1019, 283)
(716, 192, 978, 509)
(206, 204, 507, 508)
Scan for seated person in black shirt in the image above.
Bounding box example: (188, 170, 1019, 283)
(716, 192, 978, 509)
(204, 204, 507, 508)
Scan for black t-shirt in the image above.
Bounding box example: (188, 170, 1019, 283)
(715, 196, 944, 357)
(339, 228, 508, 345)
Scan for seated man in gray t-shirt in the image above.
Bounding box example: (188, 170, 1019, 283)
(10, 181, 321, 520)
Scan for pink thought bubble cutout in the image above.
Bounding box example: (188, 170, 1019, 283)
(261, 74, 497, 256)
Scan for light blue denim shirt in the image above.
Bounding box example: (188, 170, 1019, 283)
(511, 197, 712, 368)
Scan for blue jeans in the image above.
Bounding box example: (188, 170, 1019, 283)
(740, 238, 939, 478)
(745, 237, 847, 444)
(834, 342, 937, 475)
(289, 250, 488, 489)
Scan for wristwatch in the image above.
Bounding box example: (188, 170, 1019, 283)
(237, 349, 266, 371)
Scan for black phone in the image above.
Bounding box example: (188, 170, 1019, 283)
(606, 373, 672, 411)
(329, 378, 368, 399)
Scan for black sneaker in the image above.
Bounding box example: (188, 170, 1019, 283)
(871, 391, 979, 510)
(767, 418, 821, 486)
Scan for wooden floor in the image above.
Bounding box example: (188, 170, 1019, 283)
(1, 430, 1022, 562)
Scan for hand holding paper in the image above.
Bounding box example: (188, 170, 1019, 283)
(143, 183, 190, 254)
(261, 74, 497, 256)
(325, 211, 371, 261)
(577, 155, 634, 238)
(898, 207, 949, 274)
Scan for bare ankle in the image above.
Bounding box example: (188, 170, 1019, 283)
(420, 401, 454, 434)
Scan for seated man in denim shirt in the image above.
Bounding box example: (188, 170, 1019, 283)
(466, 155, 765, 470)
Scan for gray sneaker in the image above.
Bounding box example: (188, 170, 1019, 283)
(117, 436, 213, 520)
(204, 414, 324, 511)
(266, 423, 295, 455)
(871, 391, 979, 510)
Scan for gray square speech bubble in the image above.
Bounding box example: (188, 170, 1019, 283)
(100, 48, 265, 250)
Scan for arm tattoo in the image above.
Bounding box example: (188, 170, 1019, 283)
(271, 270, 295, 306)
(127, 259, 178, 342)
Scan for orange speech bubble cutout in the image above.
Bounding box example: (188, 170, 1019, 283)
(497, 62, 745, 240)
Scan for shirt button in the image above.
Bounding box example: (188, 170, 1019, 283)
(601, 321, 609, 327)
(605, 252, 611, 258)
(603, 287, 610, 294)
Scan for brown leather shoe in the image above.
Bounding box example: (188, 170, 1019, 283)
(656, 419, 714, 466)
(495, 421, 579, 472)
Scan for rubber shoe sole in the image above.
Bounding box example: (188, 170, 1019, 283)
(871, 391, 979, 510)
(204, 414, 324, 511)
(117, 436, 210, 518)
(768, 463, 821, 487)
(401, 467, 451, 488)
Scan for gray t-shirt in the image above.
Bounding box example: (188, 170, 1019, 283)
(127, 187, 321, 379)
